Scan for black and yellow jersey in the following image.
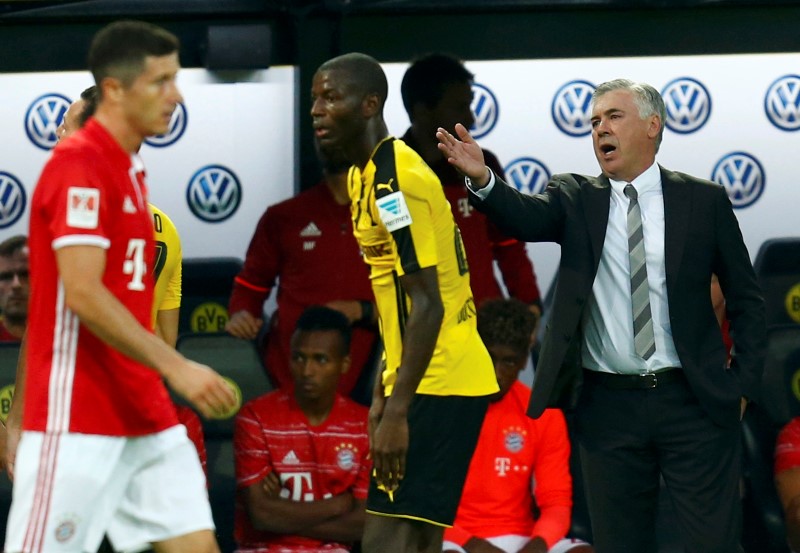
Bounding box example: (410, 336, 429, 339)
(150, 203, 182, 326)
(349, 137, 497, 397)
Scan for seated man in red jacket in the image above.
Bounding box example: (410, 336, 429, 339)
(443, 298, 594, 553)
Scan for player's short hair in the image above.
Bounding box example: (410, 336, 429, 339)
(401, 52, 474, 118)
(295, 306, 352, 357)
(88, 20, 179, 88)
(78, 85, 99, 127)
(0, 235, 27, 259)
(318, 52, 388, 112)
(477, 298, 537, 356)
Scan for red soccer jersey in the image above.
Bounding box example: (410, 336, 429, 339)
(228, 182, 377, 395)
(444, 381, 572, 549)
(401, 130, 541, 309)
(0, 321, 19, 343)
(233, 390, 370, 551)
(775, 417, 800, 474)
(25, 119, 178, 436)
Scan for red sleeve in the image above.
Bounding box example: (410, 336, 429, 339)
(530, 408, 573, 548)
(175, 405, 208, 477)
(228, 206, 281, 316)
(233, 400, 274, 489)
(776, 418, 800, 474)
(484, 152, 542, 306)
(443, 524, 473, 547)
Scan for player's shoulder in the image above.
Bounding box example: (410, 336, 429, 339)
(265, 183, 326, 219)
(334, 395, 370, 423)
(240, 389, 287, 417)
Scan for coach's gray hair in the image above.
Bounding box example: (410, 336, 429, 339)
(593, 78, 666, 152)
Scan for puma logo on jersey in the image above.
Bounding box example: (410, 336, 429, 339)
(376, 178, 395, 193)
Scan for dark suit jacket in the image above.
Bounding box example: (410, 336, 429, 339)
(471, 165, 766, 428)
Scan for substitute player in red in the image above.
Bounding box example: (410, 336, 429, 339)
(5, 20, 236, 553)
(234, 306, 370, 552)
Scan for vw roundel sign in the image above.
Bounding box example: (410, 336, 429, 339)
(186, 164, 242, 223)
(551, 80, 596, 137)
(711, 152, 765, 209)
(470, 83, 499, 139)
(0, 172, 27, 229)
(661, 77, 712, 134)
(145, 102, 188, 147)
(764, 75, 800, 132)
(504, 157, 551, 196)
(25, 93, 71, 151)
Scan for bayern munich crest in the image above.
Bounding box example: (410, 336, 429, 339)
(504, 427, 526, 453)
(335, 443, 358, 470)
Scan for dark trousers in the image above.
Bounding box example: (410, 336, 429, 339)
(575, 371, 743, 553)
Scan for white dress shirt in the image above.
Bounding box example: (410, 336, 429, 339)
(468, 162, 682, 374)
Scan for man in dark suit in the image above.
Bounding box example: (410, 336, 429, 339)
(436, 79, 766, 553)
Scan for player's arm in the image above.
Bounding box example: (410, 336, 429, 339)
(55, 245, 235, 418)
(371, 266, 443, 492)
(155, 307, 179, 348)
(241, 476, 354, 534)
(4, 330, 26, 478)
(294, 498, 366, 542)
(776, 468, 800, 551)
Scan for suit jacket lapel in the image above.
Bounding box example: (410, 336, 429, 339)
(583, 175, 611, 271)
(661, 165, 690, 295)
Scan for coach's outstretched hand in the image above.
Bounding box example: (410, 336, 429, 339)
(436, 123, 490, 188)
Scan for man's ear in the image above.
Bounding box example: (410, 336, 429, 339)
(340, 355, 352, 375)
(362, 93, 381, 118)
(647, 114, 662, 140)
(100, 76, 125, 105)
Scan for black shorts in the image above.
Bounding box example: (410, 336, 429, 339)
(366, 394, 489, 526)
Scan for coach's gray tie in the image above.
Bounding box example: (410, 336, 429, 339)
(624, 184, 656, 360)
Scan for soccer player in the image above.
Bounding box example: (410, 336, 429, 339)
(442, 298, 594, 553)
(311, 52, 498, 553)
(5, 20, 235, 553)
(0, 235, 28, 342)
(234, 306, 370, 552)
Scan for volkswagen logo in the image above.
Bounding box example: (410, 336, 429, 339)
(551, 80, 595, 137)
(711, 152, 765, 209)
(186, 165, 242, 223)
(0, 172, 27, 229)
(661, 77, 712, 134)
(25, 93, 71, 151)
(764, 75, 800, 131)
(145, 102, 188, 147)
(470, 83, 499, 139)
(504, 157, 551, 196)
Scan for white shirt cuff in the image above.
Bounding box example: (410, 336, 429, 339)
(465, 167, 496, 200)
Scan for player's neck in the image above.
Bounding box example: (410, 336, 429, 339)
(409, 123, 441, 165)
(351, 120, 389, 170)
(295, 394, 335, 427)
(324, 172, 350, 205)
(93, 108, 145, 154)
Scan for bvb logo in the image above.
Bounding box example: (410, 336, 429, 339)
(784, 283, 800, 323)
(0, 384, 14, 425)
(190, 302, 229, 332)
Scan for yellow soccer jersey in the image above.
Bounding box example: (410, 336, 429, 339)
(349, 137, 497, 397)
(150, 204, 182, 326)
